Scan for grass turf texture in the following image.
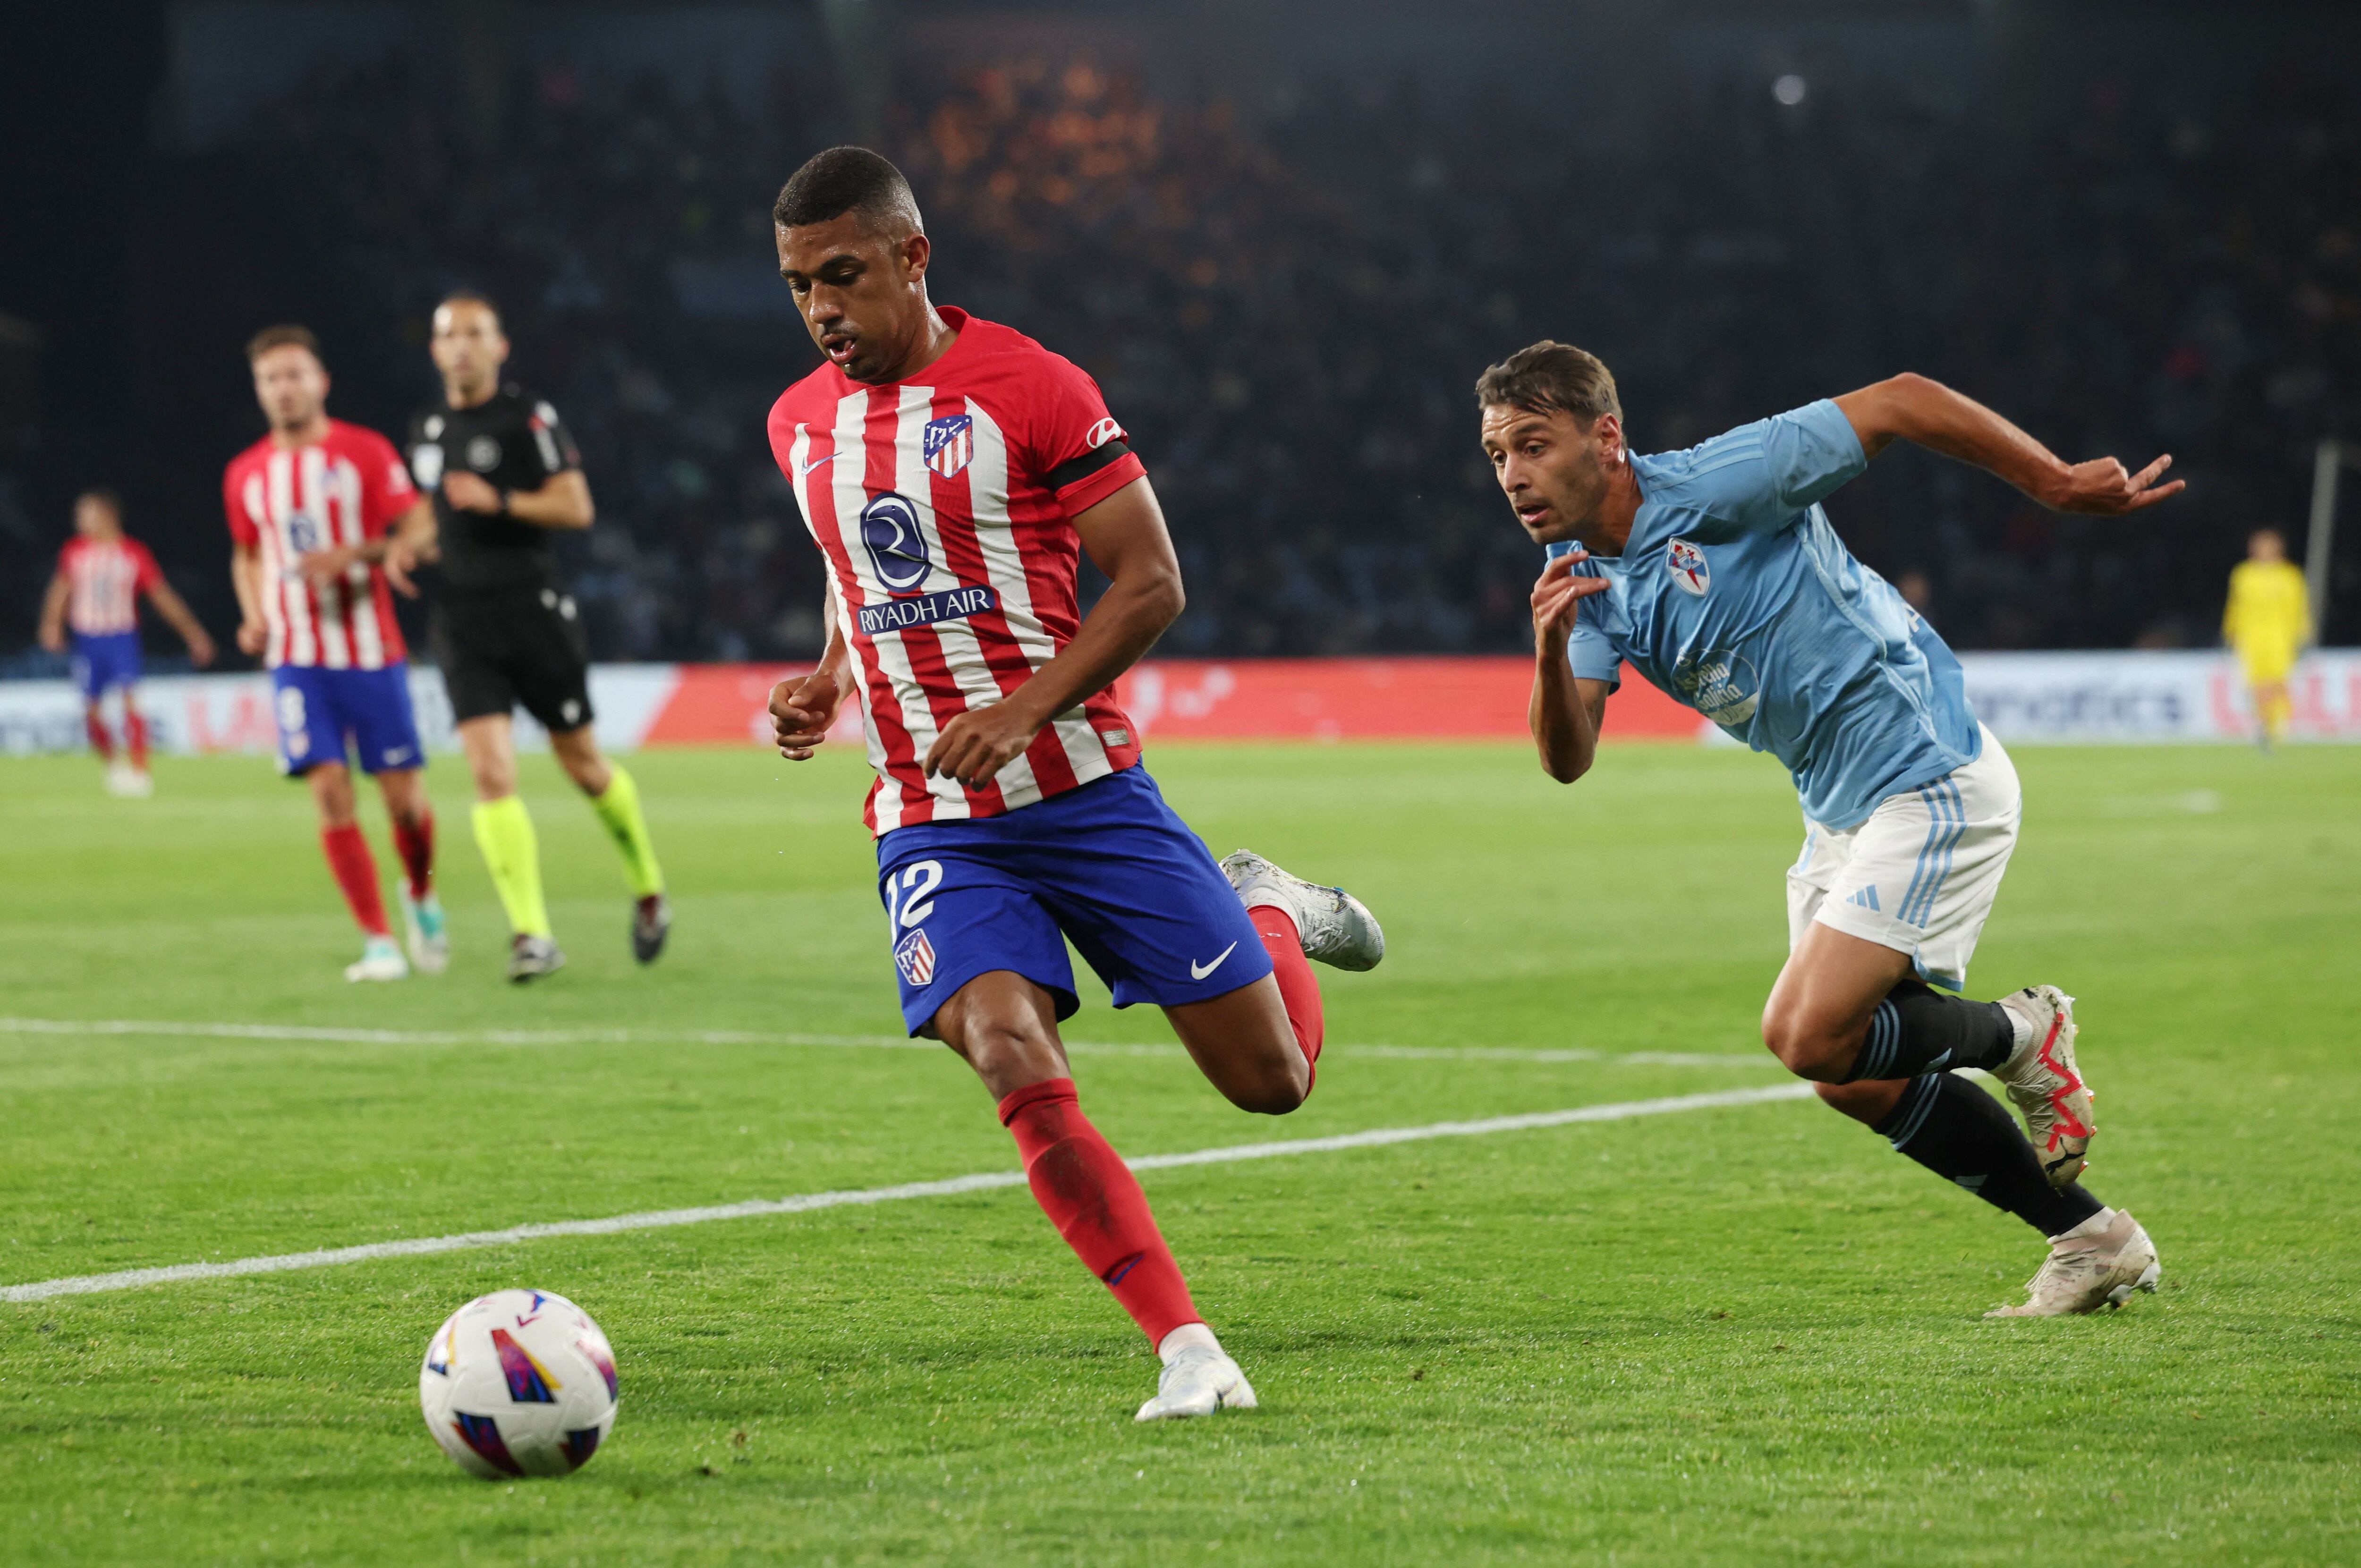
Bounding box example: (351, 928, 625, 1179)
(0, 741, 2355, 1565)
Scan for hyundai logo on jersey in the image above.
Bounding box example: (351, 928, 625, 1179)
(857, 584, 999, 638)
(1667, 537, 1710, 595)
(859, 491, 932, 590)
(923, 414, 974, 478)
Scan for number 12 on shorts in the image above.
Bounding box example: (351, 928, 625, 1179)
(889, 861, 942, 929)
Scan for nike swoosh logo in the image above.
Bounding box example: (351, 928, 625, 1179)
(1190, 941, 1240, 981)
(797, 452, 837, 478)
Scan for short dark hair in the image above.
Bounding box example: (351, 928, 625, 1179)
(1475, 340, 1622, 426)
(76, 487, 122, 516)
(773, 145, 924, 236)
(436, 290, 502, 327)
(246, 323, 323, 364)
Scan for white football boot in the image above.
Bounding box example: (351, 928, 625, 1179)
(343, 935, 410, 983)
(399, 888, 450, 975)
(506, 933, 567, 983)
(104, 763, 153, 798)
(1218, 850, 1384, 971)
(1987, 1207, 2160, 1317)
(1135, 1345, 1259, 1422)
(1996, 986, 2095, 1188)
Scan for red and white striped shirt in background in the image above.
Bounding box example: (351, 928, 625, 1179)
(767, 308, 1149, 836)
(57, 536, 162, 636)
(221, 420, 417, 670)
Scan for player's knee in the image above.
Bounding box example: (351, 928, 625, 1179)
(1760, 1003, 1847, 1081)
(1228, 1062, 1309, 1118)
(957, 1017, 1062, 1085)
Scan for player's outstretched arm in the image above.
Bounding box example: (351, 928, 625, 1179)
(37, 571, 69, 653)
(1530, 553, 1614, 783)
(144, 578, 217, 667)
(923, 476, 1182, 791)
(1833, 373, 2184, 515)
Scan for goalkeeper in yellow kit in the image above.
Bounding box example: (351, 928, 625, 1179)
(2223, 528, 2310, 748)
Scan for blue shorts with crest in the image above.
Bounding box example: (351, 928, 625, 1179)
(270, 662, 425, 777)
(70, 631, 143, 699)
(875, 765, 1273, 1035)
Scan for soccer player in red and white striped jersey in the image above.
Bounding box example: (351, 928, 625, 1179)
(38, 488, 216, 796)
(764, 149, 1386, 1421)
(223, 325, 445, 982)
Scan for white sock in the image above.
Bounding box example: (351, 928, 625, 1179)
(2055, 1206, 2116, 1244)
(2007, 1001, 2037, 1053)
(1157, 1322, 1221, 1365)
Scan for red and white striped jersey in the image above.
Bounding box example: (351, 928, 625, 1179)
(56, 536, 162, 636)
(767, 308, 1150, 835)
(221, 420, 417, 670)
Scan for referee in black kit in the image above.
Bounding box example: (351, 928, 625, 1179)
(408, 292, 670, 983)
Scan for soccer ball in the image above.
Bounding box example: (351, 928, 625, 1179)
(418, 1288, 619, 1479)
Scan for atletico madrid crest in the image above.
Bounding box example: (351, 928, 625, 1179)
(894, 928, 938, 987)
(923, 414, 974, 479)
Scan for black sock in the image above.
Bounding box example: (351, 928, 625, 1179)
(1874, 1073, 2103, 1237)
(1844, 979, 2016, 1082)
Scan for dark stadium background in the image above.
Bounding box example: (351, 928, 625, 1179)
(3, 0, 2356, 673)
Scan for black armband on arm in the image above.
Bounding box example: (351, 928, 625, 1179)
(1043, 440, 1132, 493)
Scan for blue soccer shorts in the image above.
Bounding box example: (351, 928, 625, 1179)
(271, 662, 426, 777)
(69, 630, 143, 699)
(874, 764, 1274, 1035)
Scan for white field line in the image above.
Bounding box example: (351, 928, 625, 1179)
(0, 1084, 1812, 1304)
(0, 1017, 1775, 1070)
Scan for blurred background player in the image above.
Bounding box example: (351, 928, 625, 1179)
(37, 488, 215, 796)
(2222, 528, 2311, 750)
(225, 325, 445, 982)
(407, 293, 668, 983)
(764, 148, 1382, 1421)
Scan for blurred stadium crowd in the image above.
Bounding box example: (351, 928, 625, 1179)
(8, 23, 2358, 664)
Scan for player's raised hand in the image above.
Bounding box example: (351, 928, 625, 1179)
(925, 702, 1038, 792)
(770, 667, 846, 760)
(1531, 552, 1612, 650)
(2047, 453, 2185, 515)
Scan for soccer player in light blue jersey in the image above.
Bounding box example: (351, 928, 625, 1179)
(1476, 341, 2185, 1316)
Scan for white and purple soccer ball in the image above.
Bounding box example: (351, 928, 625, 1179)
(419, 1288, 618, 1479)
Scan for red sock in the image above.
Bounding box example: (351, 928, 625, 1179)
(391, 811, 435, 900)
(320, 823, 391, 938)
(123, 709, 150, 771)
(85, 710, 115, 763)
(998, 1078, 1200, 1346)
(1249, 905, 1325, 1089)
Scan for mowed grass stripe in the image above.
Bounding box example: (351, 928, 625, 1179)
(0, 1014, 1778, 1068)
(0, 1083, 1811, 1302)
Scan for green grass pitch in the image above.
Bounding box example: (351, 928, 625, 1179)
(0, 738, 2355, 1565)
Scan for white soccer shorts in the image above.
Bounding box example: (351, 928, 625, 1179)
(1785, 724, 2021, 991)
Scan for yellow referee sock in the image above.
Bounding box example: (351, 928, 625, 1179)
(587, 763, 664, 899)
(473, 795, 553, 939)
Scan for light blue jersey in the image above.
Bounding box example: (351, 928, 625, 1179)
(1550, 398, 1980, 829)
